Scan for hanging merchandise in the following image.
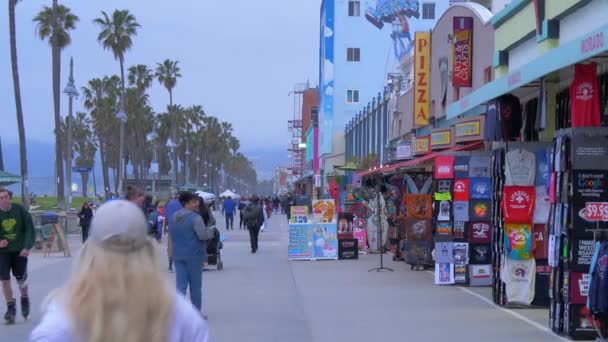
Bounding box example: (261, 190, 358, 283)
(499, 94, 523, 142)
(470, 178, 492, 199)
(502, 186, 536, 223)
(437, 179, 454, 194)
(453, 201, 470, 222)
(435, 242, 454, 263)
(367, 192, 389, 253)
(504, 223, 534, 260)
(404, 194, 433, 219)
(470, 199, 492, 221)
(570, 63, 600, 128)
(435, 155, 455, 179)
(470, 243, 492, 264)
(453, 221, 468, 241)
(453, 242, 469, 264)
(469, 155, 491, 178)
(453, 179, 470, 201)
(501, 257, 536, 305)
(435, 262, 455, 285)
(534, 185, 551, 224)
(402, 172, 434, 270)
(469, 222, 492, 244)
(505, 149, 536, 186)
(589, 241, 608, 315)
(436, 222, 453, 242)
(405, 219, 433, 241)
(454, 156, 470, 178)
(403, 173, 434, 194)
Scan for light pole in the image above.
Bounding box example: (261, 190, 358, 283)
(195, 156, 201, 186)
(63, 57, 78, 209)
(147, 130, 158, 197)
(116, 105, 127, 195)
(167, 138, 176, 193)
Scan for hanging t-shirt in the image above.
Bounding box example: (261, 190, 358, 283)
(453, 221, 468, 241)
(453, 201, 469, 222)
(454, 156, 470, 179)
(470, 199, 492, 221)
(504, 223, 533, 260)
(501, 257, 536, 305)
(534, 149, 550, 187)
(435, 155, 455, 179)
(533, 185, 551, 224)
(500, 94, 523, 141)
(453, 179, 469, 201)
(484, 99, 502, 141)
(505, 149, 536, 186)
(502, 186, 536, 223)
(470, 178, 492, 199)
(469, 156, 491, 178)
(469, 222, 492, 243)
(570, 62, 600, 128)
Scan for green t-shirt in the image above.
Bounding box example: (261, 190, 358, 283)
(0, 204, 35, 253)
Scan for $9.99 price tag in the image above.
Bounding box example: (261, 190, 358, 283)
(585, 202, 608, 221)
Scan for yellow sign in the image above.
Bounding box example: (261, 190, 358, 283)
(431, 128, 453, 150)
(412, 136, 430, 155)
(414, 32, 431, 127)
(454, 115, 485, 143)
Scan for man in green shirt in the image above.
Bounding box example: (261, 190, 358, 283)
(0, 188, 35, 324)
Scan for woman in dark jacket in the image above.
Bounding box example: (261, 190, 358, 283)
(78, 202, 94, 242)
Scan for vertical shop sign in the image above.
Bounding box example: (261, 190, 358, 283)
(453, 17, 473, 88)
(414, 32, 431, 127)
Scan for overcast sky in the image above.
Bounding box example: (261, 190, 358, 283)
(0, 0, 320, 152)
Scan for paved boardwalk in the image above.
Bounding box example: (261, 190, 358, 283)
(1, 213, 565, 342)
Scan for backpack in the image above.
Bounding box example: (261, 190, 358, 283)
(244, 203, 263, 229)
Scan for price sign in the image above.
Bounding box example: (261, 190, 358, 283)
(290, 206, 309, 224)
(585, 202, 608, 221)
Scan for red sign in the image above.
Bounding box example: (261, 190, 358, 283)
(584, 202, 608, 221)
(452, 17, 473, 88)
(434, 155, 455, 180)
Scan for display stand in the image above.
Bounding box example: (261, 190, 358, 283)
(52, 223, 71, 257)
(368, 183, 393, 272)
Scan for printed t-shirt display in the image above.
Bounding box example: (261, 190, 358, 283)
(500, 94, 523, 141)
(470, 199, 492, 221)
(435, 155, 455, 179)
(501, 258, 536, 305)
(502, 186, 535, 223)
(469, 222, 492, 244)
(505, 149, 536, 186)
(453, 179, 469, 201)
(453, 201, 469, 222)
(454, 156, 470, 178)
(470, 178, 492, 199)
(504, 223, 533, 260)
(469, 156, 491, 178)
(435, 242, 454, 263)
(570, 62, 600, 128)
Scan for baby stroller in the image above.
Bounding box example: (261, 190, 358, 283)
(206, 227, 223, 270)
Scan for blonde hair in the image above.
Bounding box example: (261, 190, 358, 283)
(52, 238, 174, 342)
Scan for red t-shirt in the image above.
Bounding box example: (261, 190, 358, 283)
(570, 62, 600, 127)
(435, 155, 455, 179)
(502, 186, 536, 223)
(453, 179, 469, 201)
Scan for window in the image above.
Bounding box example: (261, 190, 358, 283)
(347, 48, 360, 62)
(348, 0, 360, 17)
(347, 90, 360, 104)
(422, 2, 436, 19)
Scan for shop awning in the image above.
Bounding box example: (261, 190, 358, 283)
(358, 141, 484, 178)
(447, 23, 608, 120)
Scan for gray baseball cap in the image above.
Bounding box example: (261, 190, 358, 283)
(89, 200, 148, 252)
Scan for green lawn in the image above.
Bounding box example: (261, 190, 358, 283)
(13, 196, 91, 212)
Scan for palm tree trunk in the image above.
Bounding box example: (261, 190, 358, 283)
(52, 0, 65, 205)
(81, 171, 88, 197)
(100, 142, 110, 199)
(9, 0, 29, 208)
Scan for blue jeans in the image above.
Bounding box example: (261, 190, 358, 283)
(174, 258, 203, 311)
(225, 213, 234, 230)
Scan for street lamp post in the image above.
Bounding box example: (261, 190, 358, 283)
(116, 106, 127, 195)
(195, 156, 201, 186)
(63, 57, 79, 209)
(147, 131, 158, 197)
(167, 138, 176, 193)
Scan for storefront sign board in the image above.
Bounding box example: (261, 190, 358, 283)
(412, 136, 431, 155)
(414, 32, 431, 127)
(453, 17, 473, 88)
(431, 127, 454, 150)
(454, 115, 485, 142)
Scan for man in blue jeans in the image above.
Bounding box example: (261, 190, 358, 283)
(222, 196, 236, 230)
(170, 192, 214, 316)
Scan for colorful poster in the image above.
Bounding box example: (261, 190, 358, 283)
(290, 206, 309, 224)
(452, 17, 473, 88)
(435, 263, 455, 285)
(353, 227, 368, 254)
(414, 32, 431, 127)
(312, 199, 336, 223)
(288, 224, 314, 260)
(313, 223, 338, 259)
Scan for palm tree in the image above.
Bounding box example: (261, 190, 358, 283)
(126, 64, 154, 179)
(94, 9, 140, 193)
(33, 2, 79, 207)
(155, 59, 181, 106)
(71, 112, 97, 197)
(9, 0, 29, 207)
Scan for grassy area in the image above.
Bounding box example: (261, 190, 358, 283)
(13, 196, 91, 212)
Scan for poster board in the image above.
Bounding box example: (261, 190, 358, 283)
(290, 206, 309, 224)
(289, 223, 338, 261)
(312, 199, 336, 223)
(52, 223, 71, 257)
(288, 224, 314, 260)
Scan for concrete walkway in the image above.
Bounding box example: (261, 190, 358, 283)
(1, 212, 565, 341)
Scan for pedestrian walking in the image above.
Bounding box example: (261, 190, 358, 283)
(77, 202, 93, 243)
(0, 188, 35, 324)
(223, 196, 236, 230)
(29, 200, 209, 341)
(170, 192, 214, 314)
(125, 185, 145, 209)
(244, 195, 265, 254)
(165, 194, 183, 273)
(147, 198, 163, 243)
(238, 197, 248, 230)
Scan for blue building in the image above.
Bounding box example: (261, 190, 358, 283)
(319, 0, 451, 187)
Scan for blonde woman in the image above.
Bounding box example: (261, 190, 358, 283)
(29, 200, 209, 342)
